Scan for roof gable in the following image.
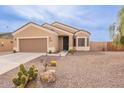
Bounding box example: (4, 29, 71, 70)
(42, 23, 73, 35)
(13, 22, 58, 36)
(52, 22, 91, 35)
(52, 22, 78, 34)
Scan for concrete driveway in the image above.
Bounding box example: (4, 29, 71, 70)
(0, 53, 44, 75)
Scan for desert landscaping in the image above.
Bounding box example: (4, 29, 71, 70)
(0, 51, 124, 88)
(0, 5, 124, 88)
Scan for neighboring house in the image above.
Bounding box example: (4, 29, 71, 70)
(12, 22, 91, 53)
(0, 32, 13, 39)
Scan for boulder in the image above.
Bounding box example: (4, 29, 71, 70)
(40, 70, 56, 83)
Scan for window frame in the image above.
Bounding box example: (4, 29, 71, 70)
(77, 37, 85, 47)
(87, 38, 89, 46)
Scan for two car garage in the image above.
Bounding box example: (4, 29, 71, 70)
(19, 38, 47, 52)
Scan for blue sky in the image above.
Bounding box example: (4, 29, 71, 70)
(0, 5, 122, 41)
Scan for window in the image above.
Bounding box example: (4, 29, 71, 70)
(87, 38, 89, 46)
(78, 38, 85, 47)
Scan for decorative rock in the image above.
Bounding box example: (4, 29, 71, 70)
(40, 70, 56, 83)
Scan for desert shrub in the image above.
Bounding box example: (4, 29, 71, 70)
(68, 49, 76, 55)
(50, 61, 57, 67)
(13, 50, 16, 53)
(12, 64, 38, 88)
(43, 63, 48, 72)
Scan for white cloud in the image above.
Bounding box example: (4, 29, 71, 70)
(8, 6, 45, 20)
(8, 6, 94, 24)
(7, 6, 109, 29)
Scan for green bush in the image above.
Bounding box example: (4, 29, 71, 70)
(12, 64, 38, 88)
(68, 49, 76, 55)
(48, 50, 52, 54)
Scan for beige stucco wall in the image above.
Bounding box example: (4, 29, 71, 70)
(13, 24, 58, 52)
(43, 23, 74, 50)
(0, 38, 13, 52)
(59, 36, 63, 51)
(69, 35, 73, 50)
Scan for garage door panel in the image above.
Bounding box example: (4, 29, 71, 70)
(19, 38, 47, 52)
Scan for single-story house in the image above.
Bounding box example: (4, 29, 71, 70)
(12, 22, 91, 53)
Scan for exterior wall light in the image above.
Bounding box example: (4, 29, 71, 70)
(1, 42, 4, 47)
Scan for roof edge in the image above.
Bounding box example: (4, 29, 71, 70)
(52, 21, 91, 34)
(52, 22, 78, 31)
(78, 30, 91, 35)
(13, 22, 58, 36)
(43, 23, 73, 35)
(74, 30, 91, 35)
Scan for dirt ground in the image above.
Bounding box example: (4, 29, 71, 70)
(1, 51, 124, 88)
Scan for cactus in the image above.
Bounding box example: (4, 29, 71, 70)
(18, 71, 23, 78)
(12, 64, 38, 88)
(12, 74, 28, 88)
(19, 64, 27, 76)
(12, 77, 21, 86)
(17, 84, 25, 88)
(28, 65, 38, 81)
(21, 75, 28, 84)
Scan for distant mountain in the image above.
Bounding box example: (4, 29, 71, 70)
(0, 32, 13, 39)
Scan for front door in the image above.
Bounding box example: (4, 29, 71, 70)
(63, 36, 69, 51)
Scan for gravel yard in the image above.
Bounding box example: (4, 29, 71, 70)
(1, 51, 124, 88)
